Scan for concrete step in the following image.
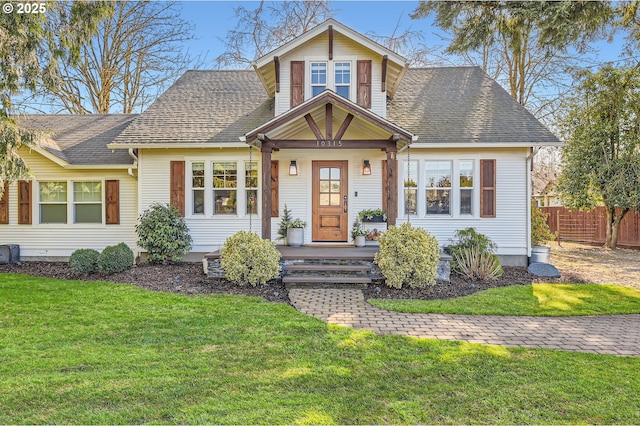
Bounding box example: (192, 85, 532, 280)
(283, 276, 371, 289)
(285, 264, 370, 272)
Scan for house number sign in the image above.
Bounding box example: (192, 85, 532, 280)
(316, 140, 343, 147)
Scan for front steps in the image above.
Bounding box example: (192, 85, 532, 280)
(282, 262, 372, 289)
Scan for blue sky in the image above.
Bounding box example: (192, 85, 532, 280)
(179, 0, 628, 68)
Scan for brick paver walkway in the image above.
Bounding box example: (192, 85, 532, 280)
(289, 289, 640, 357)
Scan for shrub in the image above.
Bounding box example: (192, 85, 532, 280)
(449, 228, 503, 279)
(98, 242, 134, 274)
(452, 245, 504, 281)
(531, 202, 555, 246)
(277, 204, 293, 241)
(136, 203, 192, 264)
(69, 249, 100, 274)
(374, 222, 440, 289)
(221, 231, 281, 287)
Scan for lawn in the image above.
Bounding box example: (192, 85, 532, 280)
(369, 283, 640, 316)
(1, 274, 639, 424)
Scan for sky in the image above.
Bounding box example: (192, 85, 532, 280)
(178, 0, 629, 69)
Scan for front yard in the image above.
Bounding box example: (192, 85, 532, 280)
(1, 274, 639, 424)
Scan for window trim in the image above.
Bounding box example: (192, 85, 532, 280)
(36, 180, 107, 225)
(306, 59, 354, 101)
(72, 181, 103, 224)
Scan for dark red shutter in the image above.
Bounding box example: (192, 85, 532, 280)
(357, 60, 372, 108)
(480, 160, 496, 218)
(271, 160, 279, 217)
(18, 180, 32, 224)
(290, 61, 305, 108)
(0, 182, 8, 224)
(170, 161, 185, 217)
(105, 180, 120, 224)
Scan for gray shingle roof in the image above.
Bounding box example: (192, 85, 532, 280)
(389, 67, 560, 144)
(19, 114, 137, 165)
(111, 70, 274, 145)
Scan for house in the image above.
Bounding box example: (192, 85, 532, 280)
(1, 19, 561, 266)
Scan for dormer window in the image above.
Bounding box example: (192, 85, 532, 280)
(334, 62, 351, 98)
(311, 62, 327, 96)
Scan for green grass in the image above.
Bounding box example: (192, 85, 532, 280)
(1, 274, 639, 424)
(369, 283, 640, 316)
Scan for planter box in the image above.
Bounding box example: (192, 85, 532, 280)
(361, 215, 386, 223)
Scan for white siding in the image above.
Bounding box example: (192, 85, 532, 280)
(1, 149, 138, 259)
(396, 148, 531, 257)
(276, 32, 386, 117)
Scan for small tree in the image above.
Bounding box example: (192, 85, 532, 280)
(556, 65, 640, 249)
(531, 202, 555, 246)
(136, 203, 192, 264)
(277, 204, 293, 241)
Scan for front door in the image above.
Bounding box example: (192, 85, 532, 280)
(312, 161, 348, 241)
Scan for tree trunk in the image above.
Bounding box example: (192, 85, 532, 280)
(604, 206, 629, 250)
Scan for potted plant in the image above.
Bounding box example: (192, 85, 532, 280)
(351, 220, 368, 247)
(358, 208, 387, 222)
(277, 205, 293, 245)
(530, 202, 555, 264)
(287, 218, 307, 247)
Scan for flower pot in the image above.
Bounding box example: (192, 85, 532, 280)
(530, 245, 551, 264)
(287, 227, 304, 247)
(354, 235, 366, 247)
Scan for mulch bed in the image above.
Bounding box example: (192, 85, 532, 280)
(0, 261, 587, 305)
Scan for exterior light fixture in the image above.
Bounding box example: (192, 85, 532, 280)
(289, 160, 298, 176)
(362, 160, 371, 175)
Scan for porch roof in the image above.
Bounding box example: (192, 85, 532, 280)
(242, 90, 416, 149)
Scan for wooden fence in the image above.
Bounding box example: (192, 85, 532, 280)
(541, 207, 640, 249)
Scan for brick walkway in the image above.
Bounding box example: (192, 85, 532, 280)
(289, 289, 640, 357)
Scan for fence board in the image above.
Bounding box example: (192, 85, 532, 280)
(541, 207, 640, 249)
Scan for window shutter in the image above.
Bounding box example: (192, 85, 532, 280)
(480, 159, 496, 218)
(0, 182, 8, 224)
(18, 180, 32, 224)
(271, 160, 279, 217)
(105, 180, 120, 224)
(170, 161, 185, 217)
(357, 60, 372, 108)
(290, 61, 305, 108)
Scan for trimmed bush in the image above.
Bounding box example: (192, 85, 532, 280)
(374, 222, 440, 289)
(221, 231, 281, 287)
(136, 203, 192, 264)
(69, 249, 100, 274)
(98, 242, 134, 274)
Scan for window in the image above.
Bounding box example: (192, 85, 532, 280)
(245, 161, 258, 215)
(73, 181, 102, 223)
(459, 160, 474, 215)
(192, 162, 205, 214)
(311, 62, 327, 96)
(426, 161, 452, 215)
(404, 160, 418, 215)
(213, 162, 237, 215)
(39, 182, 67, 223)
(334, 62, 351, 98)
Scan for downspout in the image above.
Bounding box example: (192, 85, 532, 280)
(128, 148, 138, 179)
(526, 147, 541, 260)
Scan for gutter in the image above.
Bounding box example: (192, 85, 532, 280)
(128, 148, 138, 179)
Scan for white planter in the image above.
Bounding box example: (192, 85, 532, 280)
(354, 235, 366, 247)
(287, 227, 304, 247)
(530, 245, 551, 264)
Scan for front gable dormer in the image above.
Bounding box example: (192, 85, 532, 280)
(252, 19, 409, 118)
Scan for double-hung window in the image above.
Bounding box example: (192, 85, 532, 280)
(39, 182, 67, 223)
(245, 161, 258, 215)
(192, 162, 205, 215)
(426, 161, 452, 215)
(73, 181, 102, 223)
(459, 160, 474, 215)
(404, 160, 418, 215)
(213, 162, 237, 215)
(311, 62, 327, 96)
(334, 62, 351, 98)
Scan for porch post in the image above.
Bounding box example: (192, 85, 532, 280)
(386, 147, 398, 226)
(261, 143, 272, 240)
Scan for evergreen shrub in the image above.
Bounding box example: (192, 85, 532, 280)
(449, 228, 503, 280)
(69, 248, 100, 274)
(374, 222, 439, 289)
(136, 203, 192, 264)
(98, 242, 134, 274)
(221, 231, 281, 286)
